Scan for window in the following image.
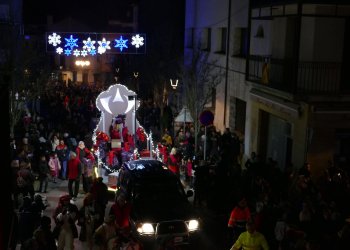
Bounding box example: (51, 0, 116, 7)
(185, 28, 194, 48)
(200, 28, 211, 51)
(215, 28, 227, 54)
(232, 27, 248, 57)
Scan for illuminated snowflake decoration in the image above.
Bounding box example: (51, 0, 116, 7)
(83, 37, 96, 52)
(97, 38, 111, 54)
(98, 46, 106, 54)
(56, 47, 63, 54)
(64, 48, 72, 56)
(114, 36, 128, 52)
(48, 33, 61, 46)
(73, 49, 80, 57)
(131, 34, 144, 48)
(81, 50, 88, 57)
(64, 35, 79, 49)
(89, 49, 96, 56)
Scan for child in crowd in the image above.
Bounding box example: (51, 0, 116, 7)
(48, 152, 61, 183)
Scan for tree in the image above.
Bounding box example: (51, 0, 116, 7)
(6, 34, 50, 138)
(182, 43, 224, 152)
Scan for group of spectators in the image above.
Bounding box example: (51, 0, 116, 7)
(157, 124, 350, 250)
(8, 81, 350, 250)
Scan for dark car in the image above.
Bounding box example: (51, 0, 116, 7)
(117, 158, 200, 249)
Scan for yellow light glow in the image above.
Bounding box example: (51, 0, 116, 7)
(108, 186, 118, 192)
(75, 60, 90, 67)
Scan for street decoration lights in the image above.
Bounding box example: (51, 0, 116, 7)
(46, 32, 146, 55)
(170, 79, 178, 90)
(75, 60, 91, 67)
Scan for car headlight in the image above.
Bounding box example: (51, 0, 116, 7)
(186, 219, 199, 232)
(137, 223, 155, 235)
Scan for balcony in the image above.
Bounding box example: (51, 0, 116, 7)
(251, 0, 350, 9)
(247, 55, 349, 96)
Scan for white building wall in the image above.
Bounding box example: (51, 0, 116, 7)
(250, 20, 272, 56)
(185, 0, 252, 152)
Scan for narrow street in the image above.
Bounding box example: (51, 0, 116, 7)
(16, 172, 229, 250)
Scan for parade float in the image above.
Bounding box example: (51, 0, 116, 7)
(92, 83, 158, 191)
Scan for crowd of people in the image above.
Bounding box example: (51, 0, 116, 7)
(155, 123, 350, 250)
(7, 82, 350, 250)
(8, 83, 144, 249)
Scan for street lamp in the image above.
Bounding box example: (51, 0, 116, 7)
(170, 79, 178, 90)
(75, 60, 90, 67)
(133, 71, 139, 92)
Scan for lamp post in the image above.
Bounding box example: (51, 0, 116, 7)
(170, 79, 179, 110)
(170, 79, 178, 90)
(133, 71, 139, 92)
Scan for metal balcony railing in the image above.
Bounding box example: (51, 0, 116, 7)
(247, 55, 347, 95)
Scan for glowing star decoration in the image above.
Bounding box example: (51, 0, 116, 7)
(73, 49, 80, 57)
(48, 33, 61, 46)
(89, 49, 96, 55)
(56, 47, 63, 54)
(95, 84, 139, 133)
(64, 35, 79, 49)
(81, 50, 88, 57)
(114, 36, 128, 52)
(64, 49, 72, 56)
(131, 34, 144, 48)
(82, 37, 96, 52)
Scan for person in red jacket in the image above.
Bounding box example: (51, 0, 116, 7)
(109, 191, 132, 234)
(168, 147, 180, 177)
(76, 141, 95, 193)
(228, 197, 252, 243)
(67, 152, 81, 200)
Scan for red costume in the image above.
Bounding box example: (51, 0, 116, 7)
(110, 127, 121, 140)
(168, 154, 180, 175)
(109, 201, 132, 229)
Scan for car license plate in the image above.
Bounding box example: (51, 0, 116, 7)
(174, 236, 183, 243)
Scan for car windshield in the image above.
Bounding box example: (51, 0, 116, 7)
(133, 181, 187, 206)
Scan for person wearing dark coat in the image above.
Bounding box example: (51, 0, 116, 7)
(18, 196, 36, 244)
(193, 159, 210, 207)
(90, 177, 109, 226)
(33, 216, 57, 250)
(38, 155, 50, 193)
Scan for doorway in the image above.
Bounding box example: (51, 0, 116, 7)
(258, 110, 293, 170)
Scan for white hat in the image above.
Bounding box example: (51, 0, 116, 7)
(39, 137, 46, 143)
(23, 137, 28, 144)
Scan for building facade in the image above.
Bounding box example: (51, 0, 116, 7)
(185, 0, 350, 176)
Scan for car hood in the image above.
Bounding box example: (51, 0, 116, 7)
(132, 199, 197, 222)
